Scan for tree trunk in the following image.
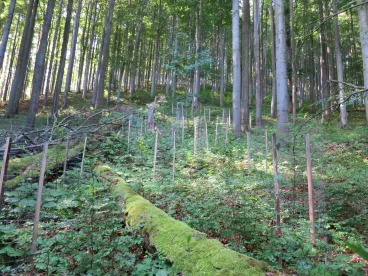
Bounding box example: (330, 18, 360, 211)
(150, 0, 161, 99)
(0, 0, 16, 71)
(43, 0, 63, 106)
(219, 3, 225, 108)
(62, 0, 82, 108)
(129, 23, 143, 98)
(83, 0, 98, 98)
(332, 0, 347, 127)
(270, 1, 277, 118)
(25, 0, 56, 129)
(254, 0, 261, 127)
(52, 0, 73, 117)
(358, 0, 368, 125)
(232, 0, 241, 136)
(242, 0, 250, 130)
(275, 0, 289, 135)
(290, 0, 297, 123)
(318, 0, 328, 120)
(5, 0, 39, 116)
(95, 0, 115, 108)
(192, 0, 201, 109)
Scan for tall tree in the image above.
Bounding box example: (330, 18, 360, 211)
(270, 1, 276, 118)
(333, 0, 347, 127)
(5, 0, 39, 116)
(358, 0, 368, 125)
(25, 0, 56, 129)
(290, 0, 297, 123)
(52, 0, 73, 117)
(150, 0, 161, 99)
(254, 0, 262, 127)
(275, 0, 289, 135)
(0, 0, 16, 71)
(192, 0, 201, 109)
(232, 0, 241, 136)
(95, 0, 116, 108)
(242, 0, 250, 129)
(62, 0, 83, 108)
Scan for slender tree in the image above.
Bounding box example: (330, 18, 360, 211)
(232, 0, 241, 136)
(275, 0, 289, 135)
(254, 0, 262, 127)
(25, 0, 56, 129)
(0, 0, 16, 71)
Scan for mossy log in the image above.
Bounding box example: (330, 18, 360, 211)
(95, 164, 281, 276)
(7, 142, 83, 187)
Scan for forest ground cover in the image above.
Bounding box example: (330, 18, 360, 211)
(0, 90, 368, 275)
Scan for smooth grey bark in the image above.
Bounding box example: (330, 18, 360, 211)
(290, 0, 297, 123)
(77, 3, 92, 92)
(83, 0, 98, 98)
(25, 0, 56, 129)
(219, 4, 225, 107)
(5, 0, 38, 116)
(254, 0, 261, 127)
(1, 15, 19, 101)
(192, 0, 201, 109)
(52, 0, 73, 117)
(0, 0, 16, 71)
(358, 0, 368, 125)
(62, 0, 82, 108)
(275, 0, 289, 135)
(43, 0, 63, 106)
(150, 0, 161, 99)
(95, 0, 115, 108)
(270, 1, 276, 118)
(242, 0, 250, 130)
(172, 14, 179, 99)
(324, 0, 334, 115)
(129, 23, 143, 97)
(318, 0, 328, 120)
(333, 0, 347, 127)
(232, 0, 241, 136)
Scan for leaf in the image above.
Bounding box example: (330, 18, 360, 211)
(0, 246, 25, 257)
(346, 242, 368, 261)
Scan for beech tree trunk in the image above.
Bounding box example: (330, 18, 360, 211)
(192, 0, 201, 109)
(0, 0, 16, 71)
(52, 0, 73, 117)
(242, 0, 250, 130)
(333, 0, 347, 127)
(254, 0, 261, 127)
(270, 1, 276, 118)
(62, 0, 83, 108)
(95, 0, 115, 108)
(5, 0, 39, 116)
(358, 0, 368, 125)
(219, 3, 225, 108)
(275, 0, 289, 135)
(290, 0, 297, 123)
(25, 0, 56, 129)
(232, 0, 241, 136)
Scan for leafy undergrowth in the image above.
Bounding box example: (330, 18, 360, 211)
(0, 163, 176, 275)
(94, 101, 368, 275)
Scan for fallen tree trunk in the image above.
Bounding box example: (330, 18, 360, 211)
(6, 142, 83, 187)
(95, 164, 281, 276)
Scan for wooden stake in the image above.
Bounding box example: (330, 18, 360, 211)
(31, 142, 49, 252)
(272, 133, 281, 236)
(152, 130, 159, 179)
(172, 129, 176, 182)
(225, 119, 229, 146)
(306, 133, 316, 244)
(215, 117, 219, 145)
(182, 115, 185, 143)
(63, 137, 70, 184)
(0, 137, 11, 206)
(205, 119, 209, 150)
(265, 128, 268, 173)
(127, 116, 131, 153)
(194, 117, 198, 155)
(247, 132, 251, 173)
(80, 136, 88, 177)
(249, 114, 252, 129)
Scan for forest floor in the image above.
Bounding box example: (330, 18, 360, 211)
(0, 89, 367, 275)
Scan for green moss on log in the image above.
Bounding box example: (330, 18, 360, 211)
(7, 143, 83, 187)
(95, 164, 280, 276)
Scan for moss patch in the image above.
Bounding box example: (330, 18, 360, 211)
(7, 143, 83, 187)
(95, 164, 280, 276)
